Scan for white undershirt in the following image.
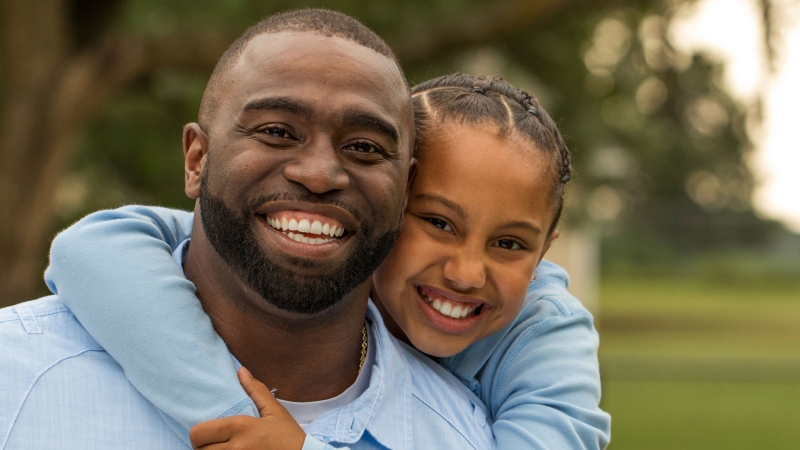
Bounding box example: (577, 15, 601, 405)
(277, 323, 376, 428)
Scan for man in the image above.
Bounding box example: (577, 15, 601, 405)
(0, 9, 493, 450)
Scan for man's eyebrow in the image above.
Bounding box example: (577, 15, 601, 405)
(242, 97, 312, 118)
(341, 109, 399, 144)
(415, 193, 467, 220)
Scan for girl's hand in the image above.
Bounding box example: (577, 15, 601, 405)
(190, 367, 306, 449)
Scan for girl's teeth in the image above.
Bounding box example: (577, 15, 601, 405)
(422, 290, 477, 319)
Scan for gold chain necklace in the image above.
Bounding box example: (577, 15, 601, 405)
(269, 325, 368, 397)
(358, 325, 368, 374)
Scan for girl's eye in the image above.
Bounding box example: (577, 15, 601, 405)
(426, 218, 453, 232)
(495, 239, 522, 250)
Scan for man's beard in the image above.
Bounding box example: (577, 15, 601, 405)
(198, 174, 400, 315)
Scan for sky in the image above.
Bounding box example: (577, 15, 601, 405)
(671, 0, 800, 232)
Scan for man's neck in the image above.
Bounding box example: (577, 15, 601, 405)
(183, 222, 371, 402)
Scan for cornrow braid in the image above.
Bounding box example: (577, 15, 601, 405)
(410, 73, 573, 235)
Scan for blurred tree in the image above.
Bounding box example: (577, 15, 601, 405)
(0, 0, 570, 306)
(0, 0, 791, 306)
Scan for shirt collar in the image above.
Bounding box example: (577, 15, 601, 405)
(306, 301, 414, 449)
(172, 238, 191, 267)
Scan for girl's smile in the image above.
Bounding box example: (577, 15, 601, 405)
(373, 121, 559, 357)
(415, 284, 488, 334)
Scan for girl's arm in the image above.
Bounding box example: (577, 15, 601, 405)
(44, 205, 258, 445)
(491, 307, 609, 449)
(441, 263, 611, 449)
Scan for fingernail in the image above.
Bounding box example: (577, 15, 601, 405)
(240, 367, 252, 378)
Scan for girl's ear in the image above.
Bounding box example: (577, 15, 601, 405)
(183, 123, 209, 199)
(537, 229, 560, 266)
(402, 157, 418, 212)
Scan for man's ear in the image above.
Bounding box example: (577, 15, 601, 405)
(537, 229, 560, 266)
(184, 123, 209, 199)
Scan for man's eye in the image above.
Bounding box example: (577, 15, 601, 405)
(263, 126, 292, 139)
(427, 218, 453, 232)
(495, 239, 522, 250)
(346, 142, 380, 154)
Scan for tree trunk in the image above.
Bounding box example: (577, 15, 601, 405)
(0, 0, 71, 307)
(0, 2, 230, 307)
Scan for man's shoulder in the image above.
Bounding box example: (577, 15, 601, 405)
(0, 296, 102, 355)
(0, 297, 186, 449)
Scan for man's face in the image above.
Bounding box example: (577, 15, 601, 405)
(187, 32, 414, 315)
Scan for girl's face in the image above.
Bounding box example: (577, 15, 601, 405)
(372, 122, 558, 357)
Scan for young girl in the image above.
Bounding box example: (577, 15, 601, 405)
(46, 74, 610, 449)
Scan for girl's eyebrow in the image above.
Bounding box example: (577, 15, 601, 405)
(414, 193, 467, 220)
(497, 220, 542, 235)
(415, 193, 542, 235)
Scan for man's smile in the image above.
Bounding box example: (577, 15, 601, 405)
(251, 200, 363, 261)
(264, 210, 348, 244)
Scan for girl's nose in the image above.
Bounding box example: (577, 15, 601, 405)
(442, 248, 486, 291)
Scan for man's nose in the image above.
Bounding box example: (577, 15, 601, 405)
(282, 140, 350, 194)
(442, 246, 486, 291)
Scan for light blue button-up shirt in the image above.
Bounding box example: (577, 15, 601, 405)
(0, 247, 494, 449)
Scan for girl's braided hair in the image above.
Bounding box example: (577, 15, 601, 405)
(410, 73, 573, 235)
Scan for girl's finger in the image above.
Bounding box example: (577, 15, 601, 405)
(238, 367, 282, 417)
(194, 443, 228, 450)
(189, 416, 246, 448)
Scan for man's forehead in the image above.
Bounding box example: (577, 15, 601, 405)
(215, 31, 412, 143)
(232, 31, 403, 85)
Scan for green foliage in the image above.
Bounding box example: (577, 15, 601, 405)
(57, 0, 785, 264)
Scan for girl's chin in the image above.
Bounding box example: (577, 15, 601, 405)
(408, 330, 472, 358)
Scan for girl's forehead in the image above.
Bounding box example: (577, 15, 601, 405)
(412, 122, 556, 218)
(417, 122, 547, 173)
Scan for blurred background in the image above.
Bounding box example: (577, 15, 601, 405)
(1, 0, 799, 447)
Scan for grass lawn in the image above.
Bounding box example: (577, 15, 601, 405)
(603, 381, 800, 450)
(598, 276, 800, 449)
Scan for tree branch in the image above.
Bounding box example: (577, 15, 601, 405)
(387, 0, 573, 67)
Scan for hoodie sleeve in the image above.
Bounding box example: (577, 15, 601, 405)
(45, 205, 258, 446)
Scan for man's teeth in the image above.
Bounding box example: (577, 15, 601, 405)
(266, 217, 345, 242)
(285, 232, 334, 244)
(423, 291, 476, 319)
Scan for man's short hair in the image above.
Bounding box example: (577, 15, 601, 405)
(198, 8, 405, 129)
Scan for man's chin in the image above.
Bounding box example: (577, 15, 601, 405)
(200, 191, 399, 316)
